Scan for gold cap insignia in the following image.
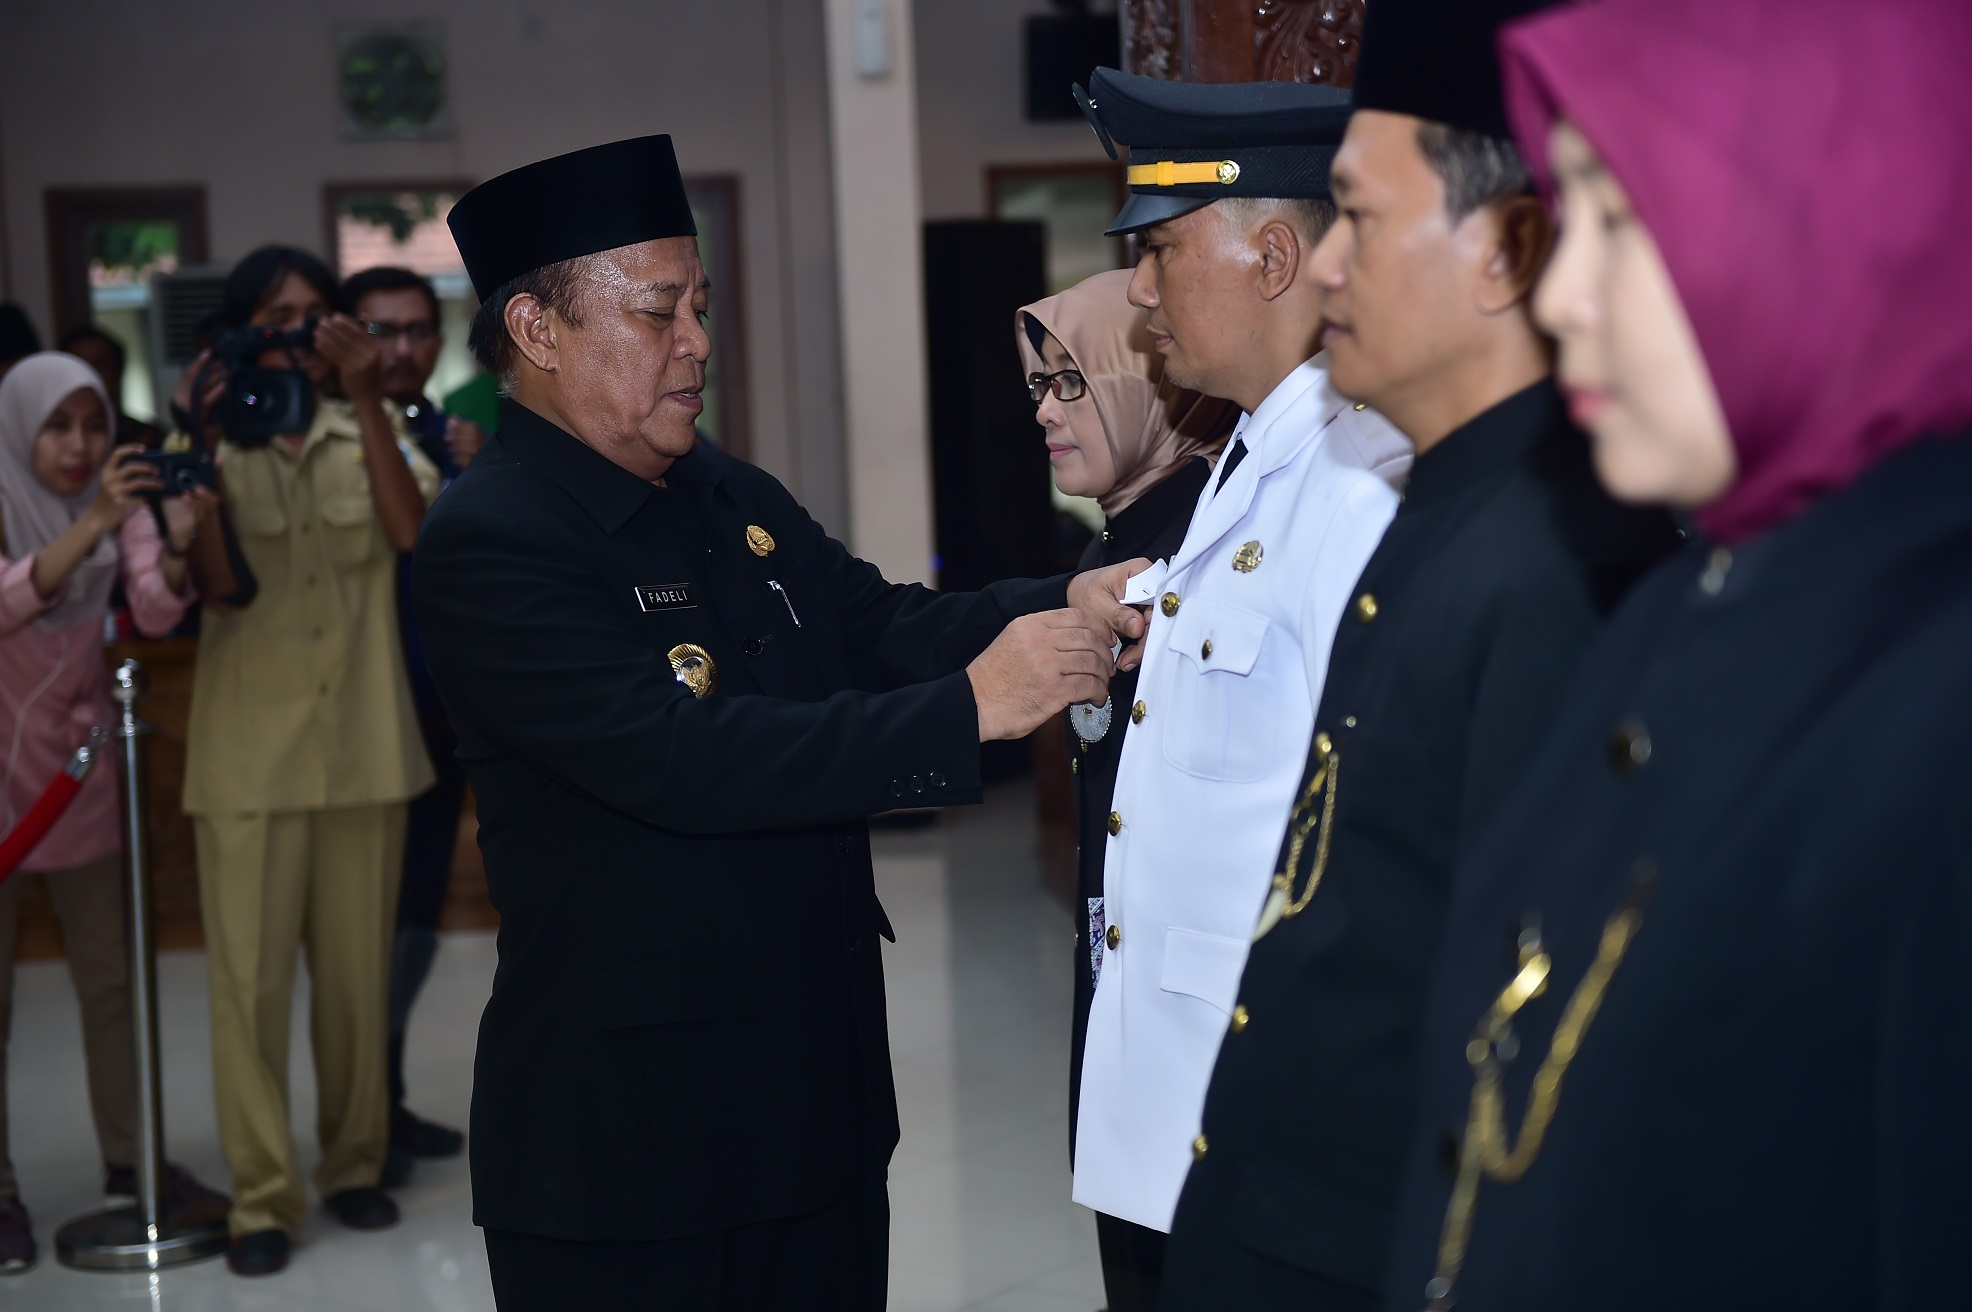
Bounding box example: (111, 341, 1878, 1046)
(745, 525, 775, 557)
(667, 643, 718, 698)
(1125, 159, 1244, 188)
(1232, 540, 1264, 573)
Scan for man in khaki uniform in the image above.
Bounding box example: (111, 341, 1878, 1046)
(175, 247, 438, 1276)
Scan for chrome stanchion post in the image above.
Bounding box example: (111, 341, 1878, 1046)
(56, 660, 229, 1270)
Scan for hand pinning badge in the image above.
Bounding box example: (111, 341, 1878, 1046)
(668, 643, 718, 698)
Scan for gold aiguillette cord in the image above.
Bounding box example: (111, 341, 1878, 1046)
(1253, 734, 1340, 939)
(1423, 868, 1653, 1310)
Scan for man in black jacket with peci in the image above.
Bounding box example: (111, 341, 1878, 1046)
(416, 135, 1144, 1311)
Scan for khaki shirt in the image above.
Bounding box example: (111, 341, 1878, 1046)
(183, 397, 439, 815)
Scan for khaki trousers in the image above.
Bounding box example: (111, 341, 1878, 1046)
(0, 854, 136, 1197)
(194, 804, 404, 1237)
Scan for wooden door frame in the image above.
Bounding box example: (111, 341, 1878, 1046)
(43, 186, 209, 337)
(683, 173, 750, 461)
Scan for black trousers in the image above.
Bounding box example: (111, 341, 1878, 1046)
(387, 710, 468, 1107)
(483, 1173, 889, 1312)
(1098, 1211, 1167, 1312)
(1157, 1224, 1378, 1312)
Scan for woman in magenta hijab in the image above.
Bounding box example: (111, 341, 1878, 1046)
(1381, 1, 1972, 1309)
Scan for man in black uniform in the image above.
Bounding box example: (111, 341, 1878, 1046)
(415, 136, 1145, 1311)
(1158, 3, 1682, 1309)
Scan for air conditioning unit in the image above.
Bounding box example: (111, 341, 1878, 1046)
(147, 266, 229, 417)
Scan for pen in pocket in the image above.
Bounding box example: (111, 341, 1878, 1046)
(768, 580, 802, 628)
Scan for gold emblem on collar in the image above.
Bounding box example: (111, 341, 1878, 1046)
(746, 525, 776, 557)
(667, 643, 718, 698)
(1232, 540, 1264, 573)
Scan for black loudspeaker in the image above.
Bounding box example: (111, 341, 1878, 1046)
(1024, 11, 1122, 121)
(923, 220, 1056, 779)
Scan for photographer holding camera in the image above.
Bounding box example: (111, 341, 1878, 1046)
(167, 246, 439, 1276)
(0, 352, 224, 1274)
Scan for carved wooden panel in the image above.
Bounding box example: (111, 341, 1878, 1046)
(1122, 0, 1364, 87)
(1256, 0, 1366, 86)
(1123, 0, 1182, 79)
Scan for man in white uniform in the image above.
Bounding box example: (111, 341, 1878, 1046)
(1065, 71, 1413, 1310)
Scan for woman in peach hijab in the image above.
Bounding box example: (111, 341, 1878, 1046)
(1386, 1, 1972, 1308)
(1015, 266, 1237, 1309)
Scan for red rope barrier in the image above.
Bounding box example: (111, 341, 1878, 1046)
(0, 733, 105, 884)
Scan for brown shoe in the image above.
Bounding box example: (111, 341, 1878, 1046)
(104, 1162, 231, 1224)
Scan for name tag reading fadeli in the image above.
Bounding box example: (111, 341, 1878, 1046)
(635, 584, 698, 613)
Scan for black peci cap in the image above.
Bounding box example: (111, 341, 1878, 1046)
(1351, 0, 1560, 140)
(447, 135, 697, 302)
(1074, 69, 1352, 236)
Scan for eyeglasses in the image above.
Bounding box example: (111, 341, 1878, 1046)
(1028, 369, 1087, 404)
(361, 320, 438, 344)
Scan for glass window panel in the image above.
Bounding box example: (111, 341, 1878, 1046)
(335, 191, 479, 402)
(991, 171, 1123, 294)
(85, 220, 182, 424)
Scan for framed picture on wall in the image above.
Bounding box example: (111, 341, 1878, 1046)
(335, 23, 451, 141)
(986, 163, 1128, 295)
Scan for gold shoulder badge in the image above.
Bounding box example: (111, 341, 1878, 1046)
(667, 643, 718, 698)
(745, 525, 776, 557)
(1232, 540, 1264, 573)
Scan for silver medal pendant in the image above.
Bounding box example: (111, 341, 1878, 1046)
(1070, 695, 1113, 746)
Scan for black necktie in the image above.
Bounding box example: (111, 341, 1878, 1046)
(1214, 437, 1249, 495)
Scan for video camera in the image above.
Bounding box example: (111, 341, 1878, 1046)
(189, 319, 321, 446)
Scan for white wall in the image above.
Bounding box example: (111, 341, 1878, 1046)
(824, 0, 935, 585)
(0, 0, 1110, 547)
(913, 0, 1116, 221)
(0, 0, 849, 526)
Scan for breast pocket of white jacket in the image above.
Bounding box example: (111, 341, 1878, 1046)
(1158, 927, 1249, 1019)
(1160, 596, 1276, 782)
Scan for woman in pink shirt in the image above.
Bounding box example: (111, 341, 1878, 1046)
(0, 351, 226, 1273)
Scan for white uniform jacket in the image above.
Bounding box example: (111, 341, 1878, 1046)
(1072, 355, 1412, 1231)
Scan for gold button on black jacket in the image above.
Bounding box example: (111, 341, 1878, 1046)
(413, 402, 1067, 1241)
(1163, 381, 1681, 1307)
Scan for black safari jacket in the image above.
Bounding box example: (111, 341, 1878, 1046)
(413, 402, 1065, 1241)
(1384, 430, 1972, 1312)
(1164, 382, 1680, 1306)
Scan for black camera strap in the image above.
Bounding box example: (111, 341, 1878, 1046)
(186, 357, 260, 609)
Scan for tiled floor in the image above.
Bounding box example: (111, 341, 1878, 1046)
(5, 781, 1104, 1310)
